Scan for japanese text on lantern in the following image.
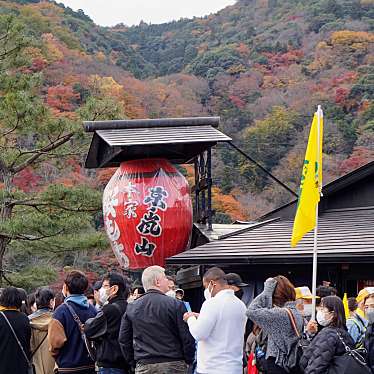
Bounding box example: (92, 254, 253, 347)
(103, 186, 129, 267)
(134, 186, 168, 257)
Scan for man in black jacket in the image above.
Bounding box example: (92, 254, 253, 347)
(119, 266, 195, 374)
(85, 272, 130, 374)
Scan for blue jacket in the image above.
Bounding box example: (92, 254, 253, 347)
(49, 301, 97, 373)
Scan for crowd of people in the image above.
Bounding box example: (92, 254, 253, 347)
(1, 266, 374, 374)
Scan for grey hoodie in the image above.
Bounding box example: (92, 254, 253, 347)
(246, 278, 303, 371)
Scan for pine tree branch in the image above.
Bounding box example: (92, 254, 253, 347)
(11, 133, 74, 173)
(0, 229, 64, 241)
(0, 45, 21, 60)
(10, 200, 100, 213)
(0, 109, 21, 137)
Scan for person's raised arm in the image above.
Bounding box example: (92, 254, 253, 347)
(246, 278, 279, 333)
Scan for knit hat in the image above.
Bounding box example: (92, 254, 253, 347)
(356, 287, 374, 303)
(295, 286, 320, 300)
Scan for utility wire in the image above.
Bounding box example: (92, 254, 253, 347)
(227, 141, 299, 198)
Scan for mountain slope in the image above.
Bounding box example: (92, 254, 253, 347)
(1, 0, 373, 218)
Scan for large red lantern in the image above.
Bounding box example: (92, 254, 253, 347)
(103, 159, 193, 269)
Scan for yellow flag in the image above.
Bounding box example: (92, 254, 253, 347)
(343, 293, 350, 319)
(291, 108, 323, 247)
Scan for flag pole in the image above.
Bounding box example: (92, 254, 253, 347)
(311, 105, 323, 321)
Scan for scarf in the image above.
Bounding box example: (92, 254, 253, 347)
(0, 306, 18, 311)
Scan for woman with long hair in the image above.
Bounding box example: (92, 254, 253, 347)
(247, 276, 303, 374)
(300, 295, 354, 373)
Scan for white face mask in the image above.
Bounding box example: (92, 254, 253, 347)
(316, 310, 332, 326)
(166, 290, 176, 298)
(204, 282, 214, 300)
(303, 304, 313, 317)
(99, 287, 109, 305)
(366, 308, 374, 323)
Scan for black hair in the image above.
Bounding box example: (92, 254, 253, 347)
(203, 267, 228, 285)
(132, 287, 145, 295)
(103, 272, 129, 299)
(166, 275, 176, 283)
(348, 297, 358, 312)
(27, 292, 36, 314)
(316, 286, 337, 298)
(17, 288, 28, 314)
(65, 270, 88, 294)
(322, 295, 347, 329)
(0, 287, 23, 309)
(35, 287, 55, 309)
(85, 286, 94, 299)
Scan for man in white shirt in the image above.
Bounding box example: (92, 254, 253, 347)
(183, 267, 247, 374)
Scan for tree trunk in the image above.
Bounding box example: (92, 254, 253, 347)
(0, 170, 13, 287)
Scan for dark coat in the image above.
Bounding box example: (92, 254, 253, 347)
(300, 326, 354, 374)
(364, 323, 374, 373)
(49, 301, 97, 371)
(118, 289, 195, 366)
(84, 296, 129, 370)
(0, 310, 31, 374)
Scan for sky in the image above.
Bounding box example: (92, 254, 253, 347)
(58, 0, 237, 27)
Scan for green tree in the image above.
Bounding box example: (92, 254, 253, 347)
(0, 16, 119, 286)
(241, 106, 299, 191)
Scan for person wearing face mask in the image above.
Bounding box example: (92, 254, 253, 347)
(363, 294, 374, 373)
(29, 287, 56, 374)
(119, 266, 195, 374)
(225, 273, 248, 302)
(85, 272, 130, 374)
(300, 295, 354, 374)
(295, 287, 314, 320)
(247, 276, 303, 374)
(295, 287, 319, 339)
(183, 267, 247, 374)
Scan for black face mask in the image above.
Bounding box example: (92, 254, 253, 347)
(235, 289, 244, 299)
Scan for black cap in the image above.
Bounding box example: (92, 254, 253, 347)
(225, 273, 248, 287)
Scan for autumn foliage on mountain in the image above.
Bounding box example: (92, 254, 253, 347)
(0, 0, 373, 288)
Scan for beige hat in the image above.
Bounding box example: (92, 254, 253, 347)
(356, 287, 374, 303)
(295, 286, 320, 300)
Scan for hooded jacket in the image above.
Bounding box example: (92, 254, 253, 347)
(29, 309, 55, 374)
(48, 297, 97, 373)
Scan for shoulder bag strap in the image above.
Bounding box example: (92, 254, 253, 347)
(64, 302, 96, 361)
(31, 332, 48, 357)
(0, 311, 32, 367)
(336, 330, 352, 353)
(285, 308, 300, 338)
(65, 302, 84, 330)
